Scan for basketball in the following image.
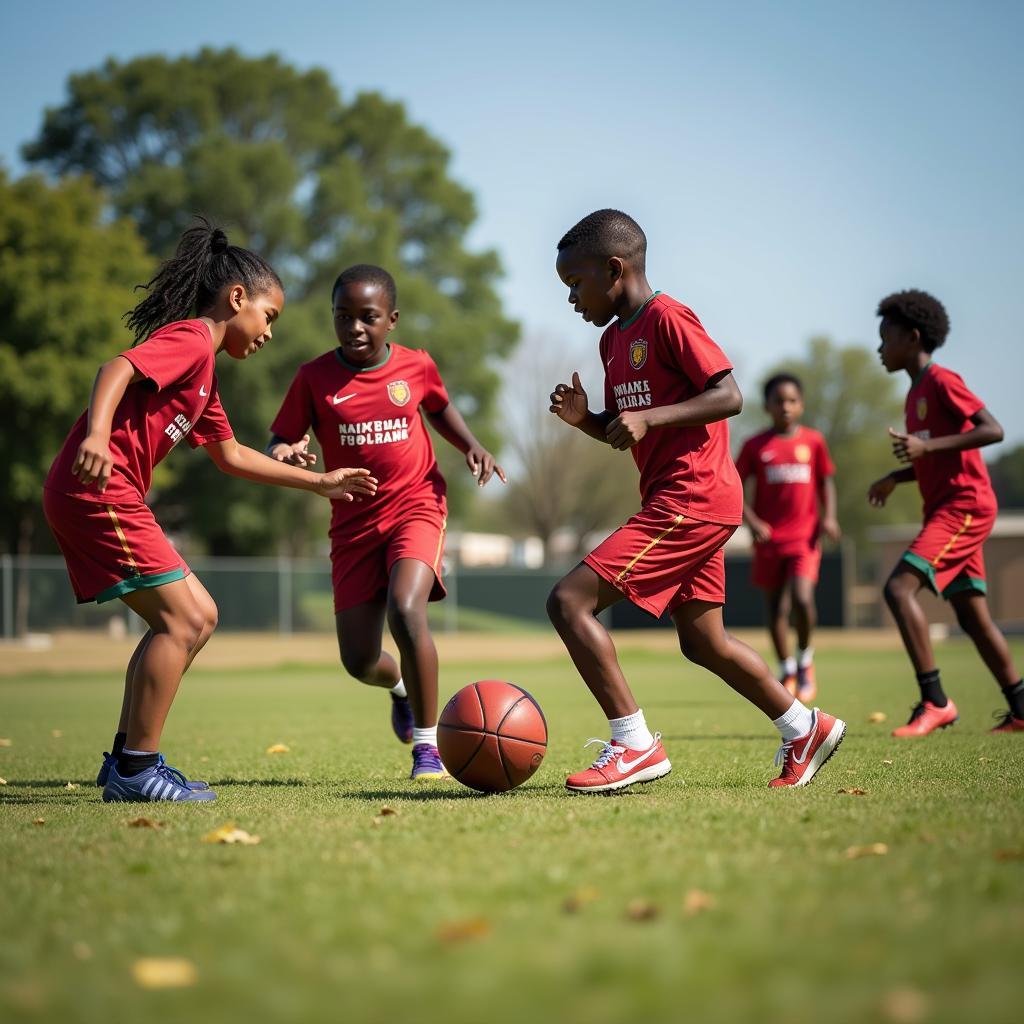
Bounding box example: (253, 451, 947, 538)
(438, 680, 547, 793)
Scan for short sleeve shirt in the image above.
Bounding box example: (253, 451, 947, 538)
(45, 320, 233, 501)
(599, 293, 742, 525)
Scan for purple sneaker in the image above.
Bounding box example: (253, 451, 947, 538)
(391, 694, 414, 744)
(410, 743, 448, 781)
(96, 751, 208, 790)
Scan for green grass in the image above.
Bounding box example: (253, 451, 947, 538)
(1, 637, 1023, 1024)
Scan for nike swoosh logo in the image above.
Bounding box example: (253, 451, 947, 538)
(332, 393, 356, 405)
(199, 385, 208, 397)
(605, 355, 616, 367)
(793, 719, 818, 764)
(617, 744, 659, 773)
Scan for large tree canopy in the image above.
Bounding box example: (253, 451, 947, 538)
(25, 49, 519, 554)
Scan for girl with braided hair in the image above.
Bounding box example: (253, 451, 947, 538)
(43, 220, 378, 803)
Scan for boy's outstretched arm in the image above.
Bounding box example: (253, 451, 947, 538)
(549, 371, 615, 442)
(605, 370, 743, 451)
(867, 467, 916, 507)
(204, 438, 377, 501)
(266, 433, 318, 467)
(889, 408, 1004, 463)
(425, 403, 507, 486)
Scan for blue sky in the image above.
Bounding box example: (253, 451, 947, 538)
(3, 0, 1022, 442)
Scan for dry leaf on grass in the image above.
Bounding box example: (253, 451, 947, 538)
(127, 817, 164, 830)
(683, 889, 715, 916)
(562, 887, 600, 914)
(0, 778, 7, 785)
(51, 729, 63, 738)
(32, 818, 45, 826)
(880, 986, 929, 1023)
(868, 712, 887, 724)
(845, 842, 889, 859)
(977, 757, 991, 763)
(882, 759, 894, 765)
(435, 916, 491, 943)
(378, 806, 399, 817)
(993, 849, 1024, 862)
(65, 782, 79, 790)
(625, 899, 659, 922)
(131, 957, 197, 989)
(0, 738, 12, 747)
(837, 787, 868, 796)
(201, 822, 260, 845)
(265, 743, 290, 754)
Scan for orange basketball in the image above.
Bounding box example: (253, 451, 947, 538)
(437, 680, 547, 793)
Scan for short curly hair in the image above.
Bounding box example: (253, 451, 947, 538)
(332, 264, 397, 311)
(557, 209, 647, 272)
(763, 372, 803, 403)
(876, 289, 950, 353)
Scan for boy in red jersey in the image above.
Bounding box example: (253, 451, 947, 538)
(736, 374, 839, 702)
(869, 289, 1024, 735)
(44, 222, 376, 803)
(268, 265, 505, 779)
(547, 210, 846, 792)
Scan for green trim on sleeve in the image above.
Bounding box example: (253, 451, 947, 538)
(900, 551, 937, 593)
(942, 576, 987, 599)
(95, 568, 187, 604)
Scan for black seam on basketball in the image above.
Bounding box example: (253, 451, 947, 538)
(522, 690, 548, 734)
(494, 694, 547, 747)
(450, 732, 487, 778)
(495, 695, 526, 734)
(473, 682, 487, 731)
(496, 734, 514, 790)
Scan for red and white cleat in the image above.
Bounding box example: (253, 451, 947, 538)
(892, 700, 958, 737)
(991, 710, 1024, 734)
(565, 733, 671, 794)
(769, 708, 846, 788)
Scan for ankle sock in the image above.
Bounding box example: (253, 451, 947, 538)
(773, 700, 814, 741)
(797, 647, 814, 669)
(390, 678, 407, 699)
(916, 669, 947, 707)
(111, 732, 127, 757)
(117, 748, 159, 777)
(412, 726, 437, 747)
(608, 709, 655, 750)
(1003, 679, 1024, 719)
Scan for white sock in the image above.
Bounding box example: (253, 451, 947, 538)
(608, 709, 655, 750)
(412, 726, 437, 747)
(773, 700, 814, 741)
(390, 678, 407, 698)
(780, 657, 797, 678)
(798, 647, 814, 669)
(120, 747, 156, 756)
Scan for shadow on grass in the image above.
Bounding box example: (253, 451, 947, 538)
(339, 782, 569, 802)
(661, 734, 768, 742)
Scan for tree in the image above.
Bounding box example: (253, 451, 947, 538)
(746, 337, 921, 554)
(989, 444, 1024, 509)
(25, 49, 518, 554)
(0, 170, 153, 629)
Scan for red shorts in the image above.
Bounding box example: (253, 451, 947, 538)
(330, 505, 447, 612)
(584, 504, 736, 617)
(42, 488, 189, 604)
(751, 539, 822, 590)
(903, 504, 994, 598)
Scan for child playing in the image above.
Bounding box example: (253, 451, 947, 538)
(43, 221, 377, 803)
(868, 289, 1024, 735)
(267, 264, 505, 779)
(547, 209, 846, 792)
(736, 374, 839, 701)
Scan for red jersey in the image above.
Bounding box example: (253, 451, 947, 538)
(45, 320, 234, 502)
(600, 293, 742, 525)
(270, 343, 449, 533)
(735, 427, 834, 545)
(905, 362, 996, 516)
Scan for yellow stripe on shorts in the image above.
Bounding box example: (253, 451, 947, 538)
(433, 517, 447, 574)
(615, 514, 685, 582)
(931, 512, 972, 567)
(105, 505, 140, 575)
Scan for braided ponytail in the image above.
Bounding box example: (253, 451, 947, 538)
(123, 218, 282, 344)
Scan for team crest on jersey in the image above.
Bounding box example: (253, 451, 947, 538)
(916, 397, 928, 421)
(794, 444, 811, 463)
(629, 338, 648, 370)
(387, 380, 411, 407)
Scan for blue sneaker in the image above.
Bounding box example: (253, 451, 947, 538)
(391, 694, 414, 744)
(410, 743, 448, 781)
(102, 761, 217, 802)
(96, 752, 209, 791)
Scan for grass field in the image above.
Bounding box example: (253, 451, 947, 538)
(1, 631, 1022, 1024)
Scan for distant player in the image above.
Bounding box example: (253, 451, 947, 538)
(43, 222, 377, 803)
(547, 209, 846, 792)
(869, 289, 1023, 735)
(736, 374, 839, 702)
(268, 265, 505, 779)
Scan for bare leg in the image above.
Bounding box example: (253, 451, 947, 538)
(791, 575, 817, 651)
(546, 563, 634, 719)
(672, 600, 794, 720)
(765, 585, 790, 664)
(386, 559, 439, 727)
(336, 600, 399, 688)
(950, 591, 1020, 688)
(883, 564, 936, 675)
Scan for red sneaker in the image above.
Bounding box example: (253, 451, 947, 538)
(565, 734, 671, 794)
(892, 700, 958, 737)
(796, 662, 817, 702)
(769, 708, 846, 788)
(991, 711, 1024, 734)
